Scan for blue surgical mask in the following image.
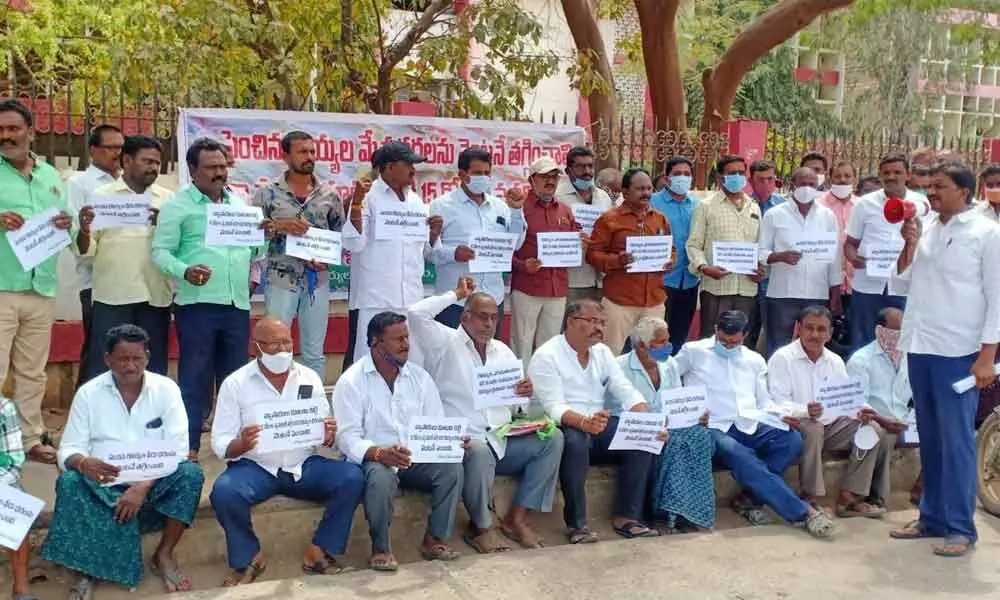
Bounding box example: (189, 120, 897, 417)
(712, 339, 741, 359)
(572, 177, 594, 191)
(466, 175, 492, 195)
(648, 344, 673, 362)
(722, 174, 747, 194)
(667, 175, 692, 196)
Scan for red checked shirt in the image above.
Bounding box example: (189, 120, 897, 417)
(510, 192, 580, 298)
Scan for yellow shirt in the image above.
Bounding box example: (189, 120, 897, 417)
(84, 180, 173, 307)
(685, 191, 761, 298)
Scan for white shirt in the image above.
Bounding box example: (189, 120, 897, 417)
(974, 200, 1000, 223)
(845, 189, 929, 295)
(758, 200, 841, 300)
(528, 334, 645, 423)
(408, 291, 526, 458)
(211, 361, 329, 480)
(555, 181, 614, 289)
(767, 340, 849, 425)
(342, 178, 435, 310)
(58, 371, 188, 471)
(333, 354, 444, 465)
(892, 210, 1000, 357)
(847, 341, 911, 422)
(67, 165, 118, 289)
(672, 337, 774, 434)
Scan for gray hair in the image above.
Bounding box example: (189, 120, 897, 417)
(597, 167, 621, 188)
(630, 316, 668, 347)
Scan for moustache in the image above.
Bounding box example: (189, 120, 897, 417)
(212, 176, 226, 183)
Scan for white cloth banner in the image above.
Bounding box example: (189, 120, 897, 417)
(468, 232, 518, 273)
(659, 385, 706, 429)
(253, 399, 328, 453)
(712, 241, 758, 274)
(0, 485, 44, 551)
(91, 440, 182, 485)
(6, 207, 71, 270)
(407, 417, 468, 464)
(90, 193, 153, 231)
(626, 235, 673, 273)
(286, 228, 343, 265)
(474, 361, 524, 410)
(792, 231, 839, 262)
(537, 231, 582, 268)
(205, 204, 264, 246)
(608, 412, 666, 455)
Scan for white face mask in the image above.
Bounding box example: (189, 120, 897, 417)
(816, 173, 826, 187)
(830, 184, 853, 199)
(854, 424, 880, 452)
(793, 186, 819, 204)
(257, 345, 293, 374)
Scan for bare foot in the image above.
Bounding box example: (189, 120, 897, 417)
(501, 517, 543, 548)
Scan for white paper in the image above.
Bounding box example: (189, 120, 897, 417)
(0, 484, 44, 551)
(739, 408, 791, 431)
(863, 239, 905, 278)
(815, 377, 866, 420)
(90, 193, 153, 231)
(626, 235, 672, 273)
(91, 440, 182, 485)
(253, 398, 328, 453)
(474, 361, 524, 410)
(205, 204, 264, 247)
(712, 241, 758, 274)
(5, 207, 71, 271)
(903, 410, 920, 445)
(537, 231, 582, 268)
(608, 412, 667, 455)
(952, 363, 1000, 393)
(659, 385, 706, 429)
(407, 417, 468, 464)
(571, 204, 605, 234)
(467, 232, 518, 273)
(286, 228, 343, 265)
(792, 231, 839, 263)
(374, 205, 428, 241)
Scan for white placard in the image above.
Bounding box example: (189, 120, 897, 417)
(712, 241, 758, 274)
(863, 240, 905, 278)
(205, 204, 264, 246)
(286, 228, 343, 265)
(792, 231, 839, 263)
(571, 204, 605, 234)
(537, 231, 582, 268)
(474, 361, 524, 410)
(374, 205, 428, 241)
(0, 485, 44, 551)
(738, 408, 791, 431)
(5, 207, 71, 271)
(90, 193, 153, 231)
(903, 410, 919, 445)
(659, 385, 706, 429)
(815, 377, 866, 420)
(407, 417, 468, 464)
(608, 412, 666, 455)
(253, 398, 328, 453)
(467, 232, 518, 273)
(626, 235, 673, 273)
(91, 440, 182, 485)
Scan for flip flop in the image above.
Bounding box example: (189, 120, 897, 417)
(151, 560, 193, 592)
(933, 537, 976, 558)
(463, 528, 512, 554)
(567, 527, 599, 544)
(835, 501, 886, 519)
(419, 541, 460, 562)
(302, 554, 349, 576)
(369, 553, 399, 572)
(222, 560, 266, 587)
(500, 522, 544, 549)
(613, 520, 661, 539)
(889, 519, 939, 540)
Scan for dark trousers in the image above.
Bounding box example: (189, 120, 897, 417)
(746, 289, 767, 351)
(849, 290, 905, 354)
(76, 289, 92, 390)
(559, 416, 655, 529)
(765, 297, 823, 359)
(85, 301, 171, 382)
(665, 286, 698, 355)
(698, 291, 755, 339)
(175, 303, 250, 451)
(342, 309, 359, 372)
(434, 301, 505, 338)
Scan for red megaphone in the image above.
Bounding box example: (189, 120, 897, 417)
(883, 196, 928, 223)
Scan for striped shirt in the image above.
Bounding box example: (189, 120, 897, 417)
(0, 398, 25, 486)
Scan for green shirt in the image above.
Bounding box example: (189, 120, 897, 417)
(0, 155, 68, 297)
(152, 185, 261, 311)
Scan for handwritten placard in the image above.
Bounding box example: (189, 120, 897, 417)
(537, 231, 582, 268)
(815, 377, 866, 420)
(608, 412, 666, 455)
(792, 231, 839, 263)
(253, 399, 328, 453)
(286, 228, 343, 265)
(468, 232, 518, 273)
(0, 485, 44, 551)
(863, 239, 905, 278)
(626, 235, 673, 273)
(205, 204, 264, 247)
(659, 385, 706, 429)
(374, 205, 428, 241)
(6, 207, 71, 271)
(91, 440, 182, 485)
(712, 241, 758, 274)
(903, 410, 919, 445)
(90, 193, 153, 231)
(571, 204, 605, 234)
(474, 360, 524, 410)
(407, 417, 468, 464)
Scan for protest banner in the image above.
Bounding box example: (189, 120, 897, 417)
(374, 205, 428, 241)
(205, 204, 264, 246)
(815, 377, 866, 420)
(286, 228, 343, 265)
(90, 193, 153, 231)
(6, 207, 71, 271)
(792, 231, 839, 262)
(571, 204, 604, 234)
(253, 399, 328, 453)
(0, 485, 44, 551)
(468, 232, 519, 273)
(659, 385, 706, 429)
(712, 241, 758, 274)
(537, 231, 582, 268)
(626, 235, 673, 273)
(91, 440, 182, 485)
(407, 417, 468, 464)
(474, 361, 524, 410)
(863, 239, 905, 278)
(608, 412, 667, 455)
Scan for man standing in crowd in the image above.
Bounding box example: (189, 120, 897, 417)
(820, 161, 859, 319)
(0, 99, 71, 463)
(758, 167, 841, 356)
(429, 147, 525, 332)
(556, 146, 613, 303)
(153, 138, 265, 462)
(801, 151, 829, 188)
(509, 156, 580, 363)
(343, 141, 439, 367)
(975, 163, 1000, 223)
(747, 159, 784, 350)
(252, 131, 344, 378)
(75, 135, 172, 381)
(597, 168, 622, 206)
(907, 148, 935, 198)
(68, 124, 123, 388)
(687, 155, 765, 338)
(588, 168, 673, 354)
(651, 157, 700, 355)
(857, 175, 882, 197)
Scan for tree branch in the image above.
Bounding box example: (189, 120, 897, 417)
(382, 0, 452, 72)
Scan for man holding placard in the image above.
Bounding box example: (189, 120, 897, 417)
(588, 168, 673, 354)
(767, 307, 889, 519)
(556, 146, 613, 303)
(408, 276, 561, 552)
(0, 394, 40, 600)
(334, 312, 464, 570)
(76, 135, 173, 382)
(0, 99, 72, 464)
(43, 325, 204, 595)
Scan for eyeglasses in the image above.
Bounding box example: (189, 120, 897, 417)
(95, 144, 123, 151)
(571, 316, 607, 328)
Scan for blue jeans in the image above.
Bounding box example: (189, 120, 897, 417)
(174, 303, 250, 451)
(264, 282, 331, 377)
(849, 290, 905, 353)
(210, 457, 364, 570)
(434, 301, 505, 338)
(909, 353, 979, 542)
(711, 425, 809, 523)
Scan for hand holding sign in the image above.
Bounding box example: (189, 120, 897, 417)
(536, 232, 582, 268)
(0, 485, 44, 551)
(608, 412, 668, 454)
(625, 235, 673, 273)
(205, 204, 265, 247)
(91, 440, 182, 485)
(407, 417, 468, 464)
(474, 361, 525, 409)
(815, 377, 866, 420)
(712, 241, 758, 275)
(6, 207, 72, 270)
(286, 228, 343, 265)
(253, 399, 328, 453)
(659, 386, 707, 429)
(468, 233, 518, 273)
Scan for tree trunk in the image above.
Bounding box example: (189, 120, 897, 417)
(560, 0, 618, 169)
(634, 0, 684, 131)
